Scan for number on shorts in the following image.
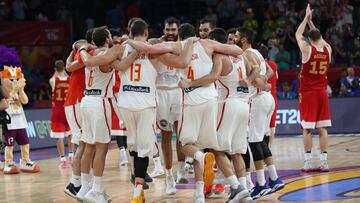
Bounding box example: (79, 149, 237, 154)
(130, 63, 141, 81)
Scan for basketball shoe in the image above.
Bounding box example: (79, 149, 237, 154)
(165, 175, 176, 195)
(84, 189, 109, 203)
(176, 162, 188, 184)
(226, 185, 251, 203)
(251, 182, 272, 199)
(269, 178, 285, 193)
(19, 159, 40, 173)
(64, 183, 81, 198)
(3, 162, 20, 174)
(119, 148, 128, 166)
(130, 189, 145, 203)
(319, 160, 329, 172)
(0, 160, 4, 171)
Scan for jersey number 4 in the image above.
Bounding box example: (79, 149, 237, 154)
(187, 66, 194, 81)
(130, 63, 141, 82)
(309, 61, 327, 75)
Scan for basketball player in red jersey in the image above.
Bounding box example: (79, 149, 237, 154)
(296, 4, 331, 172)
(63, 28, 95, 198)
(259, 45, 278, 147)
(49, 60, 73, 168)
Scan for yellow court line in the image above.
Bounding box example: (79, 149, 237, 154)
(279, 169, 360, 194)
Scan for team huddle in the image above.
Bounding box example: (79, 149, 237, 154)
(49, 4, 332, 203)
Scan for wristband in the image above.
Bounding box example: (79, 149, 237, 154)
(79, 48, 87, 53)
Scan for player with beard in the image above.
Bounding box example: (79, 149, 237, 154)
(198, 18, 216, 39)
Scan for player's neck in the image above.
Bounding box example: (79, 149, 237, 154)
(134, 36, 147, 42)
(242, 43, 252, 50)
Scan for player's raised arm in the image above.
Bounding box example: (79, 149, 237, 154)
(157, 37, 197, 69)
(296, 4, 312, 55)
(207, 39, 243, 56)
(79, 44, 123, 67)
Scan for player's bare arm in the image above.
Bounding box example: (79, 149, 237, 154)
(244, 50, 271, 91)
(296, 4, 312, 59)
(126, 39, 174, 54)
(179, 53, 223, 89)
(157, 38, 197, 69)
(79, 44, 124, 67)
(65, 50, 84, 72)
(265, 62, 274, 81)
(307, 12, 332, 54)
(205, 39, 243, 56)
(112, 50, 139, 71)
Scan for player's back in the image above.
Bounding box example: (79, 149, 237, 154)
(300, 45, 330, 92)
(217, 55, 249, 102)
(181, 41, 218, 105)
(118, 44, 157, 110)
(52, 76, 69, 108)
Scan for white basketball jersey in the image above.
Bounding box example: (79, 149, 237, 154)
(84, 65, 114, 98)
(155, 62, 180, 89)
(118, 44, 157, 110)
(246, 48, 267, 96)
(6, 93, 28, 130)
(180, 41, 218, 105)
(217, 55, 249, 103)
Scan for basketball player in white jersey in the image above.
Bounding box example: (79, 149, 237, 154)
(149, 17, 190, 189)
(235, 27, 284, 199)
(174, 23, 248, 203)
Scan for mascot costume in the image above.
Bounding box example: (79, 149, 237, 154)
(0, 45, 40, 174)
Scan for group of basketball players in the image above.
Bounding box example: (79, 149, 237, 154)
(48, 3, 332, 203)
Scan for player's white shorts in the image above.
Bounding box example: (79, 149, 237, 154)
(50, 131, 71, 139)
(178, 99, 218, 149)
(80, 97, 112, 144)
(156, 88, 181, 131)
(119, 107, 157, 158)
(65, 102, 82, 145)
(248, 92, 275, 143)
(216, 98, 249, 154)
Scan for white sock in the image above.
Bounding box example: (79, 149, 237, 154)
(246, 172, 252, 184)
(178, 161, 185, 174)
(153, 157, 163, 170)
(195, 181, 204, 196)
(267, 165, 278, 181)
(71, 174, 81, 187)
(194, 151, 204, 163)
(81, 173, 91, 187)
(238, 177, 246, 189)
(68, 152, 74, 158)
(166, 168, 173, 176)
(226, 175, 240, 189)
(60, 156, 66, 162)
(120, 148, 126, 154)
(304, 152, 312, 160)
(92, 176, 103, 192)
(320, 152, 327, 161)
(256, 169, 266, 186)
(133, 183, 143, 197)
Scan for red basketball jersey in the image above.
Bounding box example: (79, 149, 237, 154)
(300, 45, 330, 92)
(52, 77, 70, 108)
(266, 59, 278, 98)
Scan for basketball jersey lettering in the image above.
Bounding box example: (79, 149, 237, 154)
(187, 66, 194, 81)
(309, 61, 327, 75)
(88, 70, 94, 87)
(130, 63, 141, 81)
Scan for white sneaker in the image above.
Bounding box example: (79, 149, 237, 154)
(184, 159, 194, 174)
(84, 189, 108, 203)
(194, 193, 205, 203)
(76, 184, 91, 201)
(19, 159, 40, 173)
(246, 178, 254, 192)
(165, 175, 177, 195)
(176, 172, 189, 184)
(320, 160, 329, 172)
(119, 149, 128, 166)
(149, 167, 165, 178)
(302, 159, 317, 172)
(3, 162, 20, 174)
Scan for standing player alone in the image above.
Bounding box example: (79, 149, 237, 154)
(49, 60, 74, 168)
(296, 4, 332, 172)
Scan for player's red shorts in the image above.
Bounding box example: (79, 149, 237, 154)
(51, 107, 71, 138)
(299, 90, 331, 129)
(269, 98, 278, 130)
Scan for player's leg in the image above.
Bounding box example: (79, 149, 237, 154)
(242, 147, 254, 191)
(66, 134, 75, 164)
(161, 129, 177, 195)
(262, 140, 284, 193)
(3, 130, 20, 174)
(150, 142, 164, 178)
(57, 138, 66, 167)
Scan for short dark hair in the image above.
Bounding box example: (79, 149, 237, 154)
(236, 27, 255, 44)
(85, 28, 94, 43)
(178, 23, 196, 40)
(128, 17, 142, 29)
(308, 28, 321, 42)
(109, 28, 121, 38)
(92, 27, 109, 47)
(131, 20, 148, 37)
(227, 28, 236, 35)
(55, 60, 65, 71)
(258, 44, 269, 59)
(200, 18, 216, 29)
(208, 28, 227, 44)
(164, 17, 180, 27)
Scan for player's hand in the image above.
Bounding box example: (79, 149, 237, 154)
(239, 78, 248, 87)
(263, 83, 271, 92)
(178, 78, 191, 89)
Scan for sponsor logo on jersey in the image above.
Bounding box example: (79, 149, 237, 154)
(84, 89, 102, 95)
(237, 86, 249, 93)
(123, 85, 150, 93)
(184, 86, 200, 93)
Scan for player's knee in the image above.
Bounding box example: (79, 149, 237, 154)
(249, 142, 265, 162)
(261, 141, 272, 159)
(134, 155, 149, 179)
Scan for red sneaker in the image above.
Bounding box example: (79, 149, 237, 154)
(214, 184, 225, 194)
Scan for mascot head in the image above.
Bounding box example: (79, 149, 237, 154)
(0, 45, 23, 80)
